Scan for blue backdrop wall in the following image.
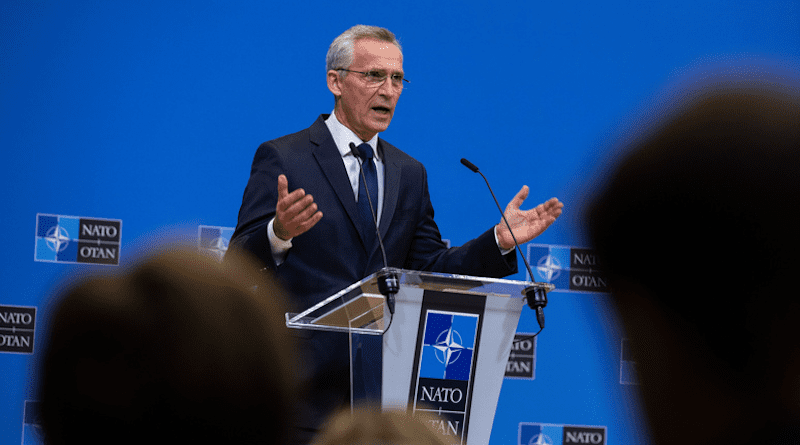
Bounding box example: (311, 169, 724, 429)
(3, 1, 799, 444)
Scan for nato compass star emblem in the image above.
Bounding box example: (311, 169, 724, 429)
(536, 254, 562, 282)
(433, 327, 465, 365)
(528, 433, 554, 445)
(44, 226, 70, 252)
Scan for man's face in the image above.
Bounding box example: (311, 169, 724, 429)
(328, 38, 404, 141)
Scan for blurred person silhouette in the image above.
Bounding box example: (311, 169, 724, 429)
(37, 247, 297, 445)
(587, 76, 800, 445)
(311, 404, 448, 445)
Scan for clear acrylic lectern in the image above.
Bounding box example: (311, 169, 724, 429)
(286, 268, 553, 445)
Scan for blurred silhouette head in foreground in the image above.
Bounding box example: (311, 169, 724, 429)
(38, 247, 297, 445)
(588, 75, 800, 445)
(311, 404, 448, 445)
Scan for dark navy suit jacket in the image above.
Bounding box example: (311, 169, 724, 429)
(228, 115, 517, 441)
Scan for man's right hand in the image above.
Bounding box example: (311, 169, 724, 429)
(273, 174, 323, 240)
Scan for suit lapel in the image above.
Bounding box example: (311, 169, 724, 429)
(378, 139, 400, 244)
(309, 116, 370, 250)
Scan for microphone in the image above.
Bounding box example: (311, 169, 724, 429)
(350, 143, 399, 317)
(460, 158, 547, 330)
(460, 158, 479, 173)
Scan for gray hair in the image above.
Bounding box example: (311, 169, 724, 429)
(326, 25, 402, 77)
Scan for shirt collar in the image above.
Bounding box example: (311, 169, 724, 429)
(324, 111, 381, 161)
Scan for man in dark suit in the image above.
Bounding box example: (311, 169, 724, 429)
(229, 25, 563, 443)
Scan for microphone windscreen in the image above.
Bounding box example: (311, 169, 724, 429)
(460, 158, 479, 173)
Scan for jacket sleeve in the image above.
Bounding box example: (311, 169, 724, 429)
(227, 141, 284, 270)
(402, 163, 518, 279)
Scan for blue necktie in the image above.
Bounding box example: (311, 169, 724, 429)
(355, 143, 378, 248)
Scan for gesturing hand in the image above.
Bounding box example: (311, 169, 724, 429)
(495, 185, 563, 250)
(273, 174, 323, 241)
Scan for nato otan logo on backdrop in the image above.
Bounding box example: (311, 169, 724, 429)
(505, 333, 537, 379)
(0, 305, 36, 354)
(527, 244, 608, 293)
(519, 423, 607, 445)
(22, 400, 44, 445)
(35, 214, 122, 265)
(197, 225, 234, 261)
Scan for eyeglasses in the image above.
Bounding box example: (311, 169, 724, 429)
(335, 69, 409, 89)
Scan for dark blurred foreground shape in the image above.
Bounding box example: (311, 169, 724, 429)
(38, 247, 297, 445)
(311, 404, 448, 445)
(587, 77, 800, 445)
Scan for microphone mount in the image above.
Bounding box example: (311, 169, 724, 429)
(377, 267, 399, 315)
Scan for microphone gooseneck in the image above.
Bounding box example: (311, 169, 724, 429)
(460, 158, 547, 331)
(351, 142, 398, 318)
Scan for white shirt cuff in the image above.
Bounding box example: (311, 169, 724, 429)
(268, 218, 292, 265)
(494, 226, 515, 256)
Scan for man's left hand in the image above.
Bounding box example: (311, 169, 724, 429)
(496, 186, 563, 250)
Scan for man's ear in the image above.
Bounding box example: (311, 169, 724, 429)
(327, 70, 342, 97)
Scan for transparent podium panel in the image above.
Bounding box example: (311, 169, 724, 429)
(284, 268, 555, 445)
(285, 268, 554, 335)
